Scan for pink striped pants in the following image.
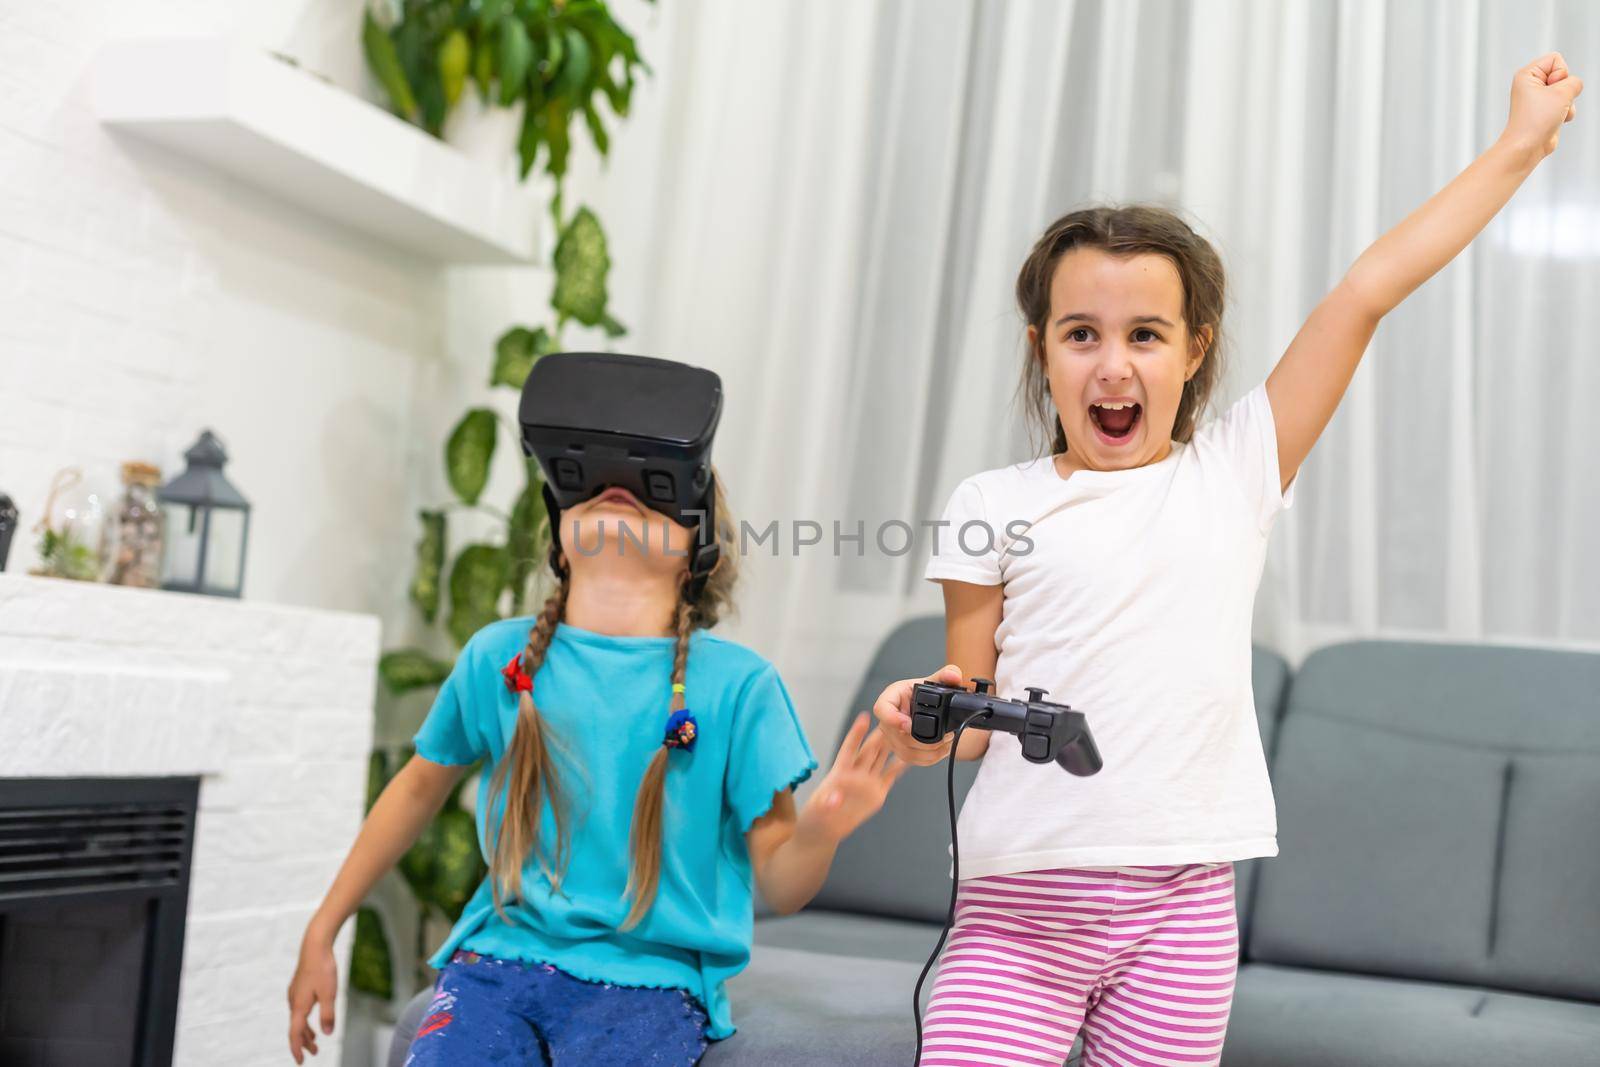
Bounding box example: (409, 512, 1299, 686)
(919, 863, 1238, 1067)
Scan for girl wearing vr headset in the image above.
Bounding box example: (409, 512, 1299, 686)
(877, 55, 1581, 1067)
(288, 474, 937, 1064)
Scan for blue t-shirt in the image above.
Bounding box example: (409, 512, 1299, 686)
(413, 617, 817, 1040)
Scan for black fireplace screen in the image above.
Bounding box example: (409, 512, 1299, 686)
(0, 777, 199, 1067)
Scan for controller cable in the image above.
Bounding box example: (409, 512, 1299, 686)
(911, 707, 991, 1066)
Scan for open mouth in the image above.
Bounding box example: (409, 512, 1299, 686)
(593, 487, 643, 512)
(1088, 400, 1142, 443)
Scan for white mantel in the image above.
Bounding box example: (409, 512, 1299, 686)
(0, 573, 380, 1067)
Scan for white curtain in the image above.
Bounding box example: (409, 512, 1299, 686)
(569, 0, 1600, 742)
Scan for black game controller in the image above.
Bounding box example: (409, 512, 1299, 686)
(909, 678, 1103, 776)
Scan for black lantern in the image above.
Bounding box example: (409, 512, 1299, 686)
(157, 430, 251, 597)
(0, 493, 16, 571)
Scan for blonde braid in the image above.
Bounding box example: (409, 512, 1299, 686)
(620, 593, 696, 930)
(487, 577, 571, 917)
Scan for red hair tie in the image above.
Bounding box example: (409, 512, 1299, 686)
(501, 653, 534, 693)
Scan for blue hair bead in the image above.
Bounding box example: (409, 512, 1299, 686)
(663, 709, 698, 751)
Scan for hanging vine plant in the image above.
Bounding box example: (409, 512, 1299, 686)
(350, 0, 646, 1001)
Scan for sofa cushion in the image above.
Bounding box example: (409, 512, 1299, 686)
(701, 945, 927, 1065)
(755, 909, 941, 964)
(1223, 963, 1600, 1067)
(1235, 643, 1292, 947)
(1491, 750, 1600, 1000)
(809, 616, 981, 922)
(1248, 640, 1600, 1000)
(1252, 707, 1507, 977)
(391, 990, 428, 1067)
(1250, 641, 1293, 759)
(708, 941, 1085, 1066)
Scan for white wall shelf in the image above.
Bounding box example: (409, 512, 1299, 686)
(94, 37, 539, 265)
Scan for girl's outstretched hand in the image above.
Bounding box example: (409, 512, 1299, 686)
(1505, 52, 1583, 159)
(796, 713, 907, 843)
(287, 932, 338, 1063)
(872, 664, 965, 766)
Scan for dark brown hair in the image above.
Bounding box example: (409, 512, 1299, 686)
(1016, 205, 1227, 455)
(487, 476, 740, 929)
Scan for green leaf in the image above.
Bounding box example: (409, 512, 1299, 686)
(570, 7, 645, 116)
(447, 543, 510, 647)
(541, 23, 565, 79)
(401, 806, 485, 921)
(615, 67, 636, 116)
(418, 69, 447, 136)
(550, 26, 591, 98)
(349, 907, 394, 1000)
(393, 18, 427, 100)
(473, 27, 496, 101)
(37, 527, 99, 581)
(541, 100, 571, 179)
(516, 92, 543, 178)
(362, 11, 418, 119)
(425, 808, 487, 921)
(582, 101, 609, 156)
(497, 15, 533, 107)
(507, 464, 545, 614)
(551, 206, 609, 326)
(599, 311, 626, 338)
(409, 509, 446, 622)
(597, 68, 627, 115)
(445, 408, 498, 505)
(397, 819, 436, 898)
(478, 0, 508, 32)
(490, 326, 556, 389)
(438, 29, 470, 107)
(377, 649, 454, 695)
(548, 181, 564, 234)
(364, 749, 387, 813)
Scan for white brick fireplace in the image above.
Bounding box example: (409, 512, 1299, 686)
(0, 573, 379, 1067)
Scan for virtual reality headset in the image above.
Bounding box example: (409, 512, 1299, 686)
(519, 352, 723, 591)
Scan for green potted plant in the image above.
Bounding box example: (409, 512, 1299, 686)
(361, 0, 646, 198)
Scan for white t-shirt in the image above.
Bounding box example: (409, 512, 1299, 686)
(924, 383, 1295, 877)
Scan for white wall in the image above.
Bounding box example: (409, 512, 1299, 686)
(0, 1, 456, 648)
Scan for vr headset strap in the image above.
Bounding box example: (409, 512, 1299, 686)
(542, 480, 566, 578)
(687, 478, 721, 601)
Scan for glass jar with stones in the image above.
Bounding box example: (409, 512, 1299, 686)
(105, 461, 165, 588)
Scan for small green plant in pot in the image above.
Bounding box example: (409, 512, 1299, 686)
(362, 0, 647, 197)
(350, 0, 644, 1001)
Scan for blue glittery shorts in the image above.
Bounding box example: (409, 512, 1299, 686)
(403, 951, 710, 1066)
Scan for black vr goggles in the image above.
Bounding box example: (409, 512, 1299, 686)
(519, 353, 723, 596)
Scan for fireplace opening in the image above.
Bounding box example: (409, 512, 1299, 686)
(0, 778, 199, 1067)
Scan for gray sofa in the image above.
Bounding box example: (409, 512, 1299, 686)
(392, 617, 1600, 1065)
